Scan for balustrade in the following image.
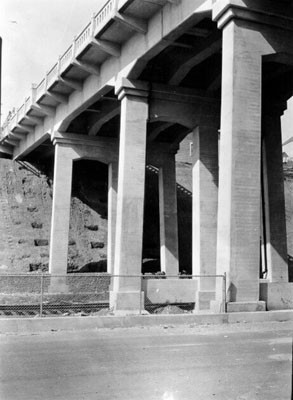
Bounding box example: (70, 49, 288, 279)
(1, 0, 118, 133)
(46, 64, 58, 89)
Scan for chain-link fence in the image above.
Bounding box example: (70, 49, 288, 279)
(0, 273, 226, 317)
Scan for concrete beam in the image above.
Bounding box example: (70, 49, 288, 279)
(72, 60, 100, 76)
(168, 35, 222, 85)
(10, 132, 25, 140)
(88, 102, 120, 136)
(91, 39, 121, 57)
(45, 91, 68, 104)
(0, 144, 13, 155)
(114, 12, 147, 34)
(148, 122, 173, 142)
(51, 131, 119, 164)
(31, 104, 55, 117)
(22, 115, 43, 125)
(5, 138, 18, 147)
(15, 124, 34, 134)
(11, 0, 214, 159)
(60, 77, 83, 92)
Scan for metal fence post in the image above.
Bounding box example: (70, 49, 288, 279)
(140, 275, 142, 315)
(222, 272, 227, 313)
(40, 274, 44, 317)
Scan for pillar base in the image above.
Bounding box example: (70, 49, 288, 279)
(48, 276, 69, 294)
(194, 290, 216, 312)
(226, 301, 266, 313)
(260, 281, 293, 310)
(110, 290, 144, 313)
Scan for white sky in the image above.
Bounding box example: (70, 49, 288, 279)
(0, 0, 105, 119)
(0, 0, 292, 151)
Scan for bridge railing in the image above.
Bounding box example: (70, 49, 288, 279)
(0, 272, 226, 317)
(1, 0, 119, 140)
(46, 64, 59, 90)
(35, 78, 46, 101)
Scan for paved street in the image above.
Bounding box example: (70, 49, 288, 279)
(0, 321, 292, 400)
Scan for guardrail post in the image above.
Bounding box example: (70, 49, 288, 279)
(40, 274, 44, 317)
(140, 275, 142, 315)
(31, 84, 37, 103)
(72, 35, 77, 58)
(91, 14, 96, 37)
(57, 56, 62, 76)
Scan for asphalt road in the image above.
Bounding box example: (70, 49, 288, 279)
(0, 321, 292, 400)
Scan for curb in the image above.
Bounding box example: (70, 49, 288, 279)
(1, 310, 293, 334)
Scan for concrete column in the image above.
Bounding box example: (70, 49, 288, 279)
(263, 113, 288, 282)
(107, 162, 118, 275)
(110, 79, 149, 312)
(214, 20, 265, 311)
(192, 123, 218, 310)
(49, 143, 73, 292)
(158, 152, 179, 275)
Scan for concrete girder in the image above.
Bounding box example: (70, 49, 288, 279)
(59, 77, 83, 92)
(72, 60, 100, 76)
(57, 85, 113, 134)
(31, 104, 55, 117)
(168, 37, 222, 85)
(113, 12, 147, 34)
(0, 144, 13, 156)
(4, 138, 18, 147)
(149, 84, 220, 129)
(51, 131, 119, 164)
(148, 122, 173, 142)
(45, 92, 68, 104)
(11, 0, 215, 159)
(9, 131, 25, 140)
(15, 124, 34, 134)
(91, 39, 121, 58)
(88, 102, 120, 136)
(22, 115, 43, 125)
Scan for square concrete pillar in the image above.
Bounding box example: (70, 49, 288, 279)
(192, 124, 218, 310)
(110, 79, 149, 313)
(107, 162, 118, 275)
(158, 152, 179, 276)
(262, 113, 288, 282)
(49, 143, 73, 292)
(214, 20, 264, 310)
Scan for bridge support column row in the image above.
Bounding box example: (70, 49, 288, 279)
(214, 15, 265, 311)
(192, 123, 218, 311)
(107, 162, 118, 275)
(213, 2, 290, 311)
(49, 143, 73, 277)
(262, 113, 288, 283)
(158, 152, 179, 276)
(110, 80, 149, 312)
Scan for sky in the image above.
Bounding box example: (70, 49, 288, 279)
(0, 0, 292, 152)
(0, 0, 105, 119)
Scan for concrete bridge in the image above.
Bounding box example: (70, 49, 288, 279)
(1, 0, 293, 313)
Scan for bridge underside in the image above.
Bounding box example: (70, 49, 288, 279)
(2, 0, 293, 312)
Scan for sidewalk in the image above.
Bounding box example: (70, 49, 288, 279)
(1, 309, 293, 334)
